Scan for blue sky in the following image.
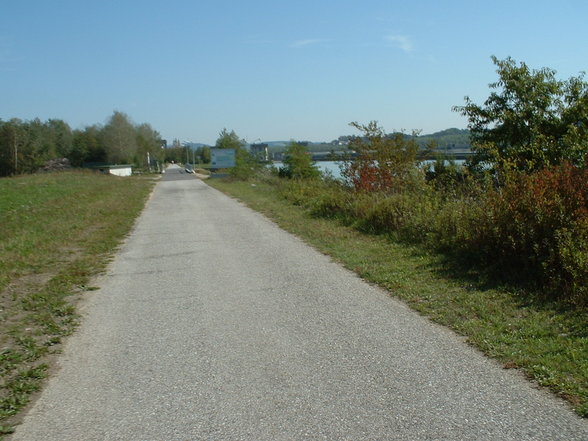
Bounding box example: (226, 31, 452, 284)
(1, 0, 587, 144)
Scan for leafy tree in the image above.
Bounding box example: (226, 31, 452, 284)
(342, 121, 423, 192)
(0, 119, 47, 174)
(101, 111, 137, 164)
(71, 125, 105, 165)
(135, 123, 164, 168)
(280, 141, 320, 179)
(0, 119, 24, 175)
(47, 119, 73, 158)
(164, 146, 185, 164)
(454, 56, 588, 172)
(215, 128, 244, 150)
(0, 118, 75, 174)
(231, 146, 262, 179)
(26, 118, 50, 160)
(198, 146, 211, 164)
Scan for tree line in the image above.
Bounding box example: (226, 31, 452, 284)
(0, 111, 165, 177)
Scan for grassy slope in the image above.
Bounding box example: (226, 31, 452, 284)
(208, 178, 587, 417)
(0, 171, 155, 434)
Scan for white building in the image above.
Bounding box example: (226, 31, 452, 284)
(99, 165, 133, 176)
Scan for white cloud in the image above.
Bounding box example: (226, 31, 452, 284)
(290, 39, 322, 49)
(385, 34, 414, 53)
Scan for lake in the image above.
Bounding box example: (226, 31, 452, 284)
(270, 159, 466, 180)
(270, 161, 343, 179)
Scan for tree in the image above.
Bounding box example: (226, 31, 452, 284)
(280, 141, 320, 179)
(0, 118, 75, 174)
(198, 146, 211, 164)
(215, 128, 245, 150)
(454, 56, 588, 173)
(342, 121, 423, 192)
(0, 119, 48, 175)
(135, 123, 164, 168)
(47, 119, 73, 158)
(164, 146, 185, 164)
(101, 111, 137, 164)
(0, 119, 24, 176)
(71, 125, 105, 165)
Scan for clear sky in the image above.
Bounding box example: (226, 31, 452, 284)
(1, 0, 587, 145)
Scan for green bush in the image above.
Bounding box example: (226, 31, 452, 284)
(552, 223, 588, 303)
(229, 148, 262, 180)
(279, 141, 321, 179)
(307, 186, 350, 218)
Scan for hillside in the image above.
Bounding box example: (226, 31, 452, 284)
(415, 128, 471, 149)
(264, 128, 471, 154)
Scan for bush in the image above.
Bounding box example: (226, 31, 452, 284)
(273, 158, 587, 304)
(424, 156, 469, 196)
(280, 141, 321, 179)
(230, 148, 263, 180)
(341, 121, 424, 193)
(472, 163, 588, 303)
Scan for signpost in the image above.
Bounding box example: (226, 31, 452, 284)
(210, 148, 236, 169)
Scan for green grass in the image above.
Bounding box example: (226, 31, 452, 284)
(0, 170, 155, 432)
(208, 177, 588, 417)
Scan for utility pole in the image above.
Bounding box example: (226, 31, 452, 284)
(147, 151, 151, 172)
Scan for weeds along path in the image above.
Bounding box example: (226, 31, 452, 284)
(11, 166, 588, 440)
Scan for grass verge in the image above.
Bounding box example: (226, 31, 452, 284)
(0, 170, 155, 434)
(207, 177, 588, 417)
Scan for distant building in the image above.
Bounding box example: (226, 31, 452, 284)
(250, 143, 269, 162)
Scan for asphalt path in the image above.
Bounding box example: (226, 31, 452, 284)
(11, 165, 588, 440)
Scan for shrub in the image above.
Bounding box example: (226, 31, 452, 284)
(341, 121, 425, 193)
(424, 156, 470, 196)
(229, 148, 263, 180)
(280, 179, 322, 206)
(280, 141, 321, 179)
(473, 163, 588, 303)
(307, 185, 350, 219)
(273, 155, 587, 304)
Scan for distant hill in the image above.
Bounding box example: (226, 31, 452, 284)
(263, 128, 471, 154)
(414, 128, 471, 150)
(183, 142, 208, 149)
